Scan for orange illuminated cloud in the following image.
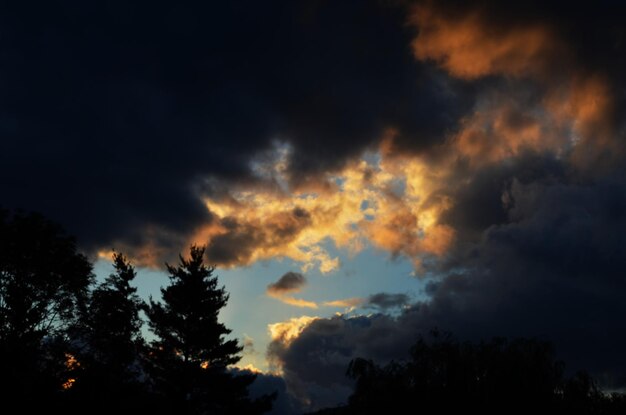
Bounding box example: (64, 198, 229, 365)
(265, 271, 364, 310)
(273, 295, 319, 309)
(322, 298, 364, 308)
(410, 4, 563, 79)
(189, 148, 457, 273)
(408, 2, 618, 170)
(543, 74, 617, 167)
(237, 363, 263, 374)
(268, 316, 318, 346)
(448, 76, 616, 169)
(453, 95, 566, 166)
(267, 315, 319, 375)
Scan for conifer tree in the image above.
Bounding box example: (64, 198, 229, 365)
(71, 252, 145, 408)
(145, 245, 273, 414)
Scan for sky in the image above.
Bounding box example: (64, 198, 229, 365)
(2, 0, 626, 412)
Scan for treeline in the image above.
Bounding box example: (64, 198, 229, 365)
(3, 209, 626, 415)
(0, 210, 274, 414)
(315, 332, 626, 414)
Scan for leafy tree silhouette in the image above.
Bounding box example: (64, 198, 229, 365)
(145, 245, 274, 414)
(0, 209, 93, 410)
(68, 252, 146, 411)
(339, 330, 626, 415)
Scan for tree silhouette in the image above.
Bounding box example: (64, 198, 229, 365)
(69, 252, 146, 410)
(145, 245, 274, 414)
(6, 209, 623, 414)
(0, 209, 93, 409)
(341, 331, 626, 415)
(0, 211, 276, 412)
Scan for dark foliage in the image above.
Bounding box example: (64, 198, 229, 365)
(0, 210, 272, 414)
(336, 331, 626, 415)
(0, 209, 94, 410)
(68, 252, 147, 411)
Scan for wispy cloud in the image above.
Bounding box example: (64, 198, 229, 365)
(322, 298, 365, 308)
(277, 296, 318, 309)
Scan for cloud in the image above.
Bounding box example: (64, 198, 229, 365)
(272, 297, 365, 310)
(0, 0, 473, 264)
(0, 0, 623, 277)
(365, 293, 410, 311)
(203, 208, 319, 269)
(242, 334, 257, 356)
(277, 297, 319, 310)
(267, 272, 307, 296)
(265, 273, 363, 310)
(266, 272, 317, 308)
(410, 2, 565, 80)
(190, 149, 457, 272)
(322, 298, 365, 309)
(233, 367, 303, 415)
(268, 316, 318, 350)
(267, 313, 416, 411)
(184, 13, 619, 272)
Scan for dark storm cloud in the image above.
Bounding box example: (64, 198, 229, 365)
(267, 313, 421, 410)
(426, 172, 626, 383)
(233, 368, 301, 415)
(0, 0, 472, 258)
(440, 152, 566, 241)
(365, 292, 410, 310)
(267, 272, 306, 296)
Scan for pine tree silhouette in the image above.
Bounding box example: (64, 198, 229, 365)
(145, 245, 273, 414)
(70, 252, 146, 410)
